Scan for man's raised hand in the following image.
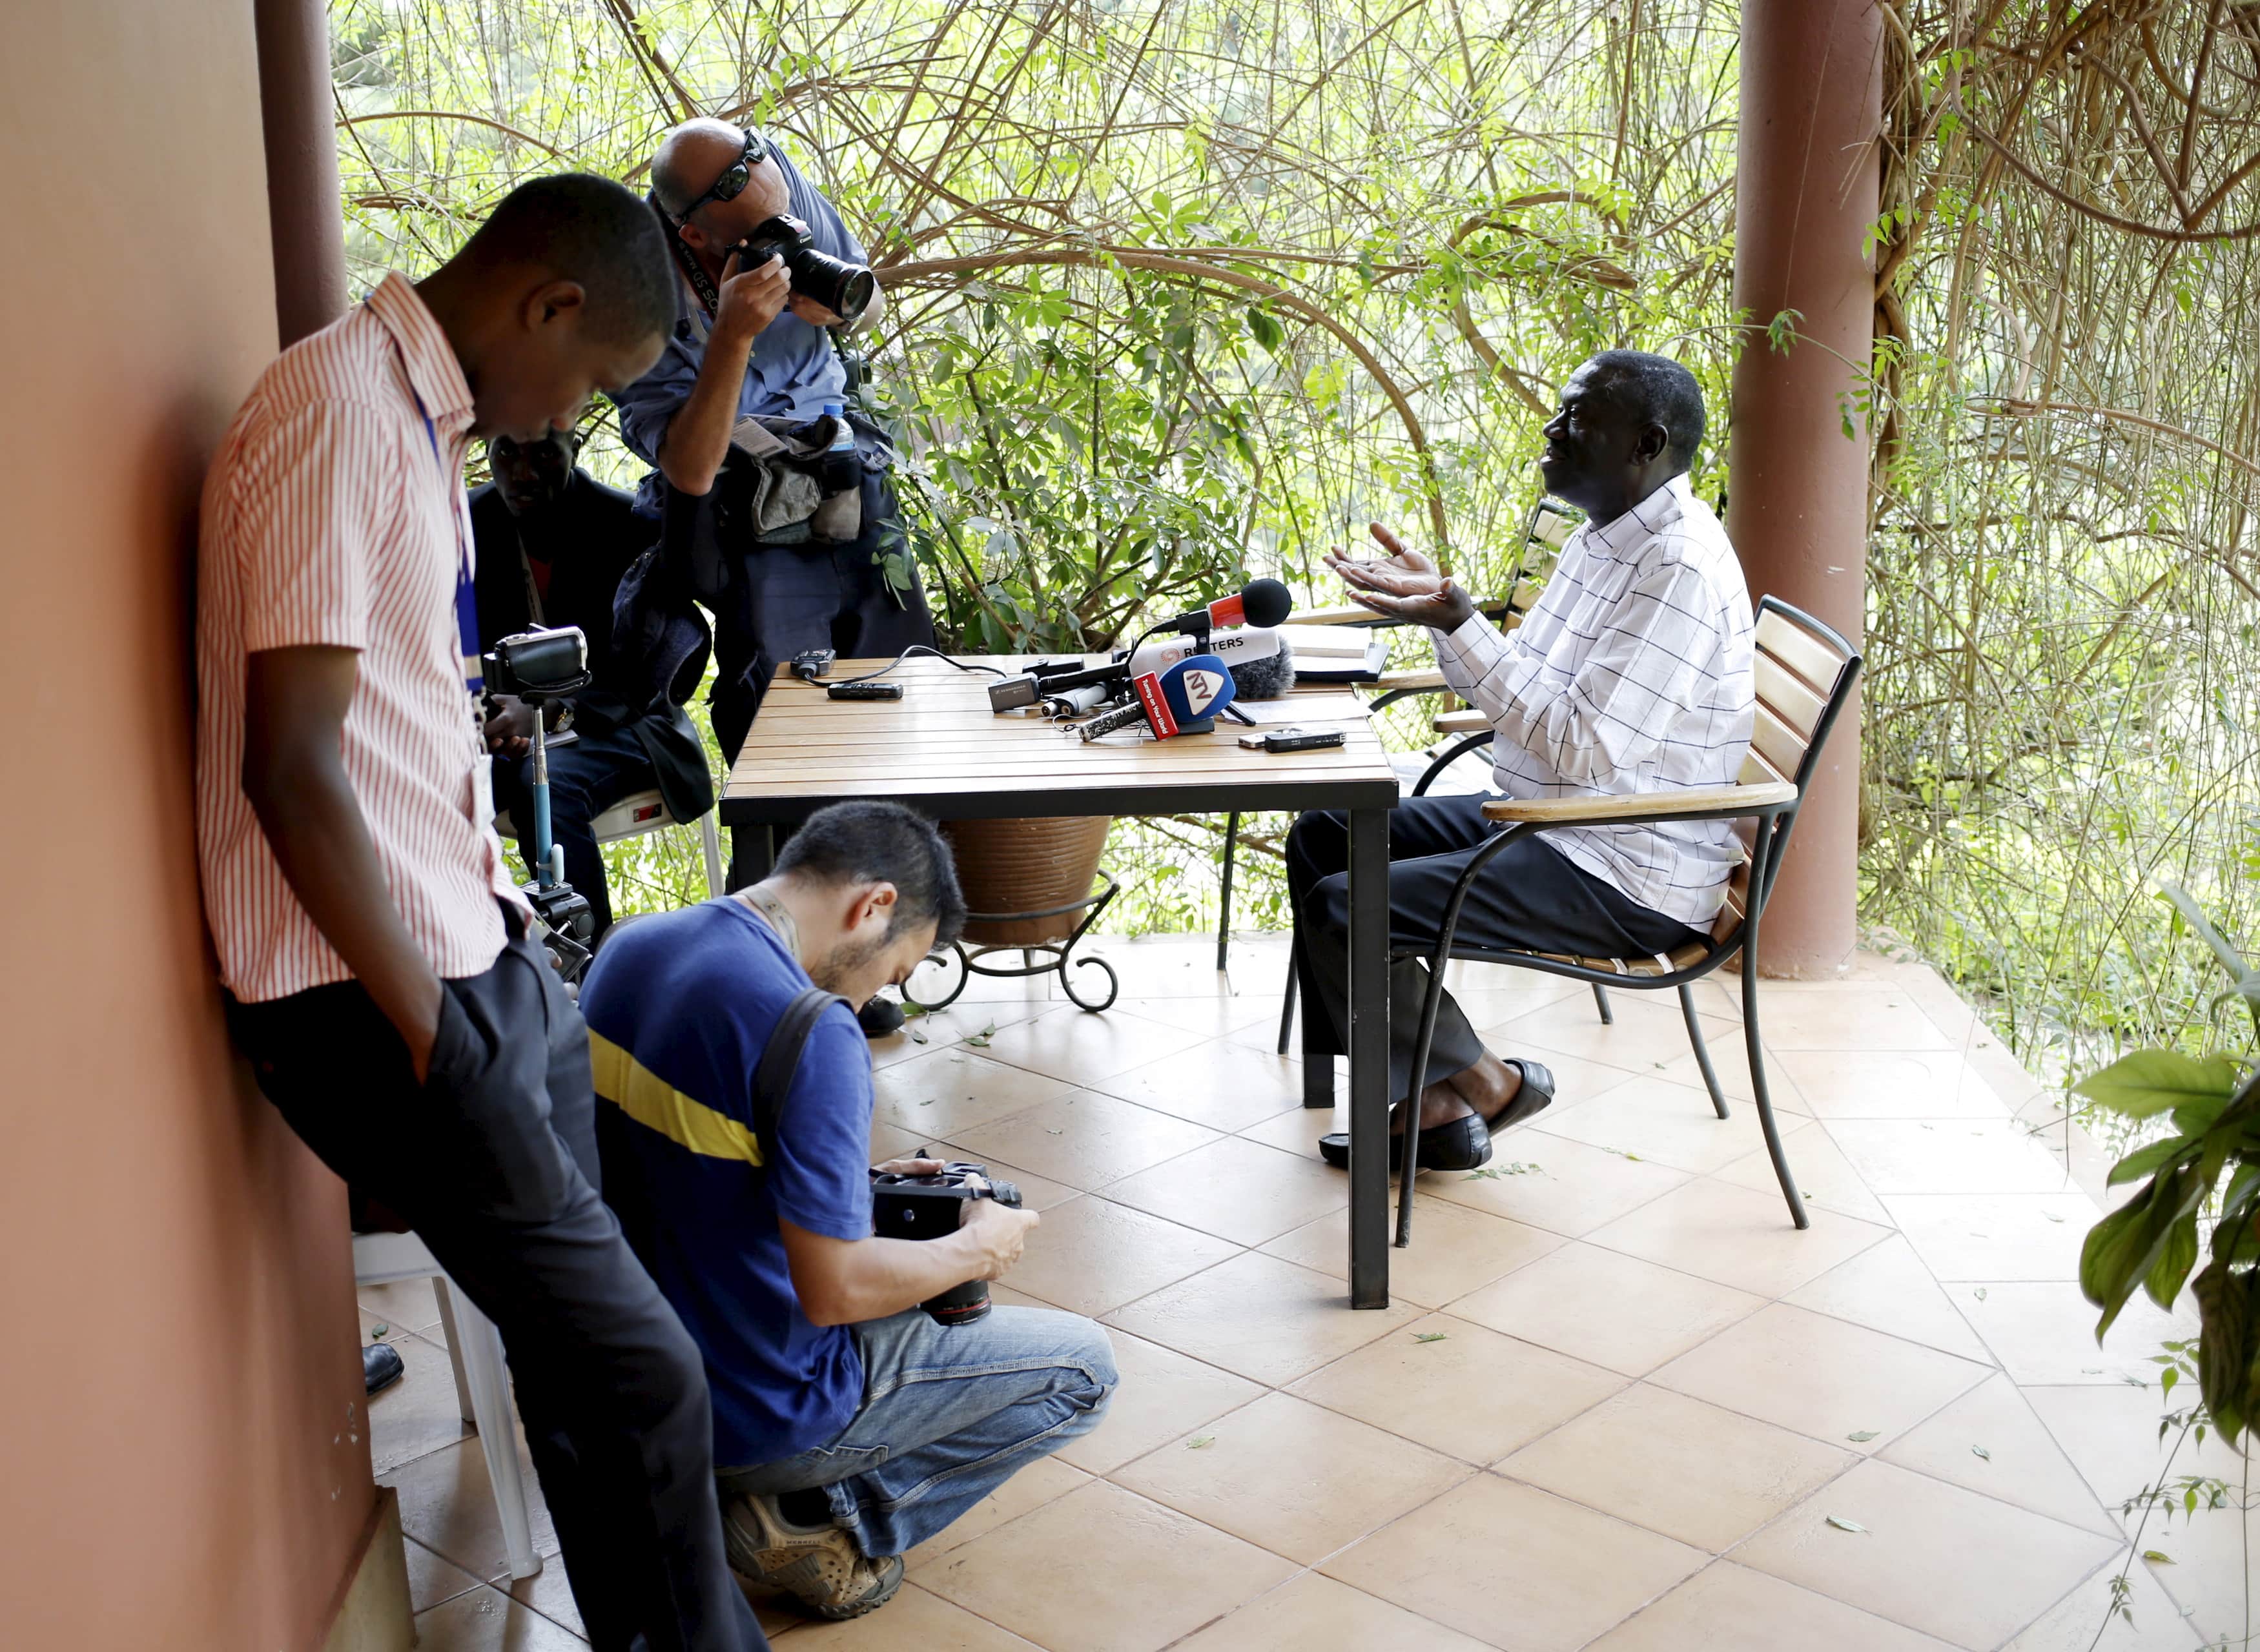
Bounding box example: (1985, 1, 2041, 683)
(1323, 522, 1476, 631)
(714, 247, 792, 343)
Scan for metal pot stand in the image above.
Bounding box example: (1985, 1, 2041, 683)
(906, 872, 1122, 1013)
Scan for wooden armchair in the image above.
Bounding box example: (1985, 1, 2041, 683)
(1384, 596, 1862, 1245)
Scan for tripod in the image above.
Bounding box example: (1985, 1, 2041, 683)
(486, 627, 597, 987)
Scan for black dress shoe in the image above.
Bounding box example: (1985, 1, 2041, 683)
(364, 1341, 405, 1396)
(857, 997, 907, 1037)
(1315, 1059, 1557, 1172)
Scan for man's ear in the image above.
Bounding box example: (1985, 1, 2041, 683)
(1633, 421, 1670, 464)
(522, 278, 588, 332)
(677, 217, 712, 255)
(854, 881, 901, 932)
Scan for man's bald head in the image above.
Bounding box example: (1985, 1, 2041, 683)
(652, 118, 788, 225)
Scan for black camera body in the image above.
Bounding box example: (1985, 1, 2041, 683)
(734, 214, 876, 325)
(870, 1163, 1022, 1327)
(484, 626, 591, 700)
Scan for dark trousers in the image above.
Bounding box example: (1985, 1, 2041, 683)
(1286, 793, 1707, 1101)
(227, 921, 765, 1652)
(492, 722, 657, 935)
(709, 470, 934, 765)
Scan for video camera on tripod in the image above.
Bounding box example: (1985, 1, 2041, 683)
(484, 626, 597, 985)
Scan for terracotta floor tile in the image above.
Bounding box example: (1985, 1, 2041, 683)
(1735, 1458, 2121, 1649)
(366, 1327, 475, 1476)
(1173, 1571, 1496, 1651)
(1876, 1372, 2119, 1535)
(1235, 1098, 1341, 1156)
(872, 1045, 1074, 1137)
(780, 1580, 1046, 1648)
(920, 1144, 1082, 1212)
(1500, 1383, 1854, 1549)
(994, 1194, 1238, 1317)
(1102, 1135, 1346, 1246)
(1492, 990, 1732, 1068)
(2002, 1553, 2202, 1651)
(946, 1090, 1220, 1191)
(1827, 1118, 2075, 1195)
(1780, 1050, 2009, 1120)
(1260, 1194, 1566, 1309)
(2108, 1497, 2260, 1644)
(1423, 1133, 1691, 1238)
(1957, 1281, 2197, 1385)
(919, 1480, 1295, 1652)
(869, 1118, 928, 1165)
(1321, 1474, 1707, 1651)
(403, 1535, 488, 1613)
(1110, 995, 1280, 1039)
(1102, 1251, 1421, 1386)
(1086, 942, 1249, 1000)
(500, 1562, 590, 1638)
(1111, 1390, 1471, 1562)
(1449, 1243, 1765, 1376)
(974, 1005, 1214, 1085)
(1583, 1560, 1957, 1651)
(1442, 975, 1588, 1029)
(870, 1003, 1051, 1070)
(1744, 987, 1957, 1053)
(1533, 1073, 1813, 1174)
(1714, 1125, 1894, 1223)
(1585, 1175, 1890, 1297)
(1287, 1311, 1625, 1463)
(1093, 1040, 1306, 1132)
(2023, 1382, 2248, 1516)
(905, 1453, 1090, 1569)
(1652, 1022, 1814, 1110)
(413, 1582, 585, 1649)
(1883, 1192, 2101, 1281)
(1783, 1236, 1996, 1362)
(1650, 1303, 1989, 1451)
(384, 1433, 558, 1582)
(361, 1276, 443, 1336)
(1053, 1329, 1265, 1476)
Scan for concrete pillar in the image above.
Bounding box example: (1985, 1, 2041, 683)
(254, 0, 347, 347)
(1726, 0, 1882, 978)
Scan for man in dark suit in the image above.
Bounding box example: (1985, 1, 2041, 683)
(475, 430, 714, 935)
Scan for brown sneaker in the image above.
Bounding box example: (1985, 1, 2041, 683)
(721, 1491, 904, 1620)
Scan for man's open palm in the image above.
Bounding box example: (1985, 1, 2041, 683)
(1324, 523, 1475, 630)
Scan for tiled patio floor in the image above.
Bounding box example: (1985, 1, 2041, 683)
(360, 934, 2241, 1651)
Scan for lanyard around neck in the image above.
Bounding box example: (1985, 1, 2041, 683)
(416, 407, 484, 697)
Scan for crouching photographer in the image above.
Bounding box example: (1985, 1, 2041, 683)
(581, 802, 1116, 1622)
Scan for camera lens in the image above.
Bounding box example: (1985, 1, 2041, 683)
(786, 247, 874, 323)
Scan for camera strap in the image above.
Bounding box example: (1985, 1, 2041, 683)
(749, 986, 852, 1167)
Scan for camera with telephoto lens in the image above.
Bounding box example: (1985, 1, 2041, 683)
(733, 214, 876, 325)
(870, 1162, 1023, 1326)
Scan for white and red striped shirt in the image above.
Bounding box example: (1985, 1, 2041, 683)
(196, 272, 526, 1002)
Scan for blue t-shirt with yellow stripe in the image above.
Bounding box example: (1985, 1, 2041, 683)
(582, 897, 873, 1467)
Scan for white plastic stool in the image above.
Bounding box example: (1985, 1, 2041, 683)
(353, 1230, 540, 1579)
(496, 786, 724, 901)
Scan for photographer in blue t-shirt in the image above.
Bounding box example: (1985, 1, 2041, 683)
(581, 803, 1115, 1622)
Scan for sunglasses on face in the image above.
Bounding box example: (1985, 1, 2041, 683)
(673, 128, 772, 224)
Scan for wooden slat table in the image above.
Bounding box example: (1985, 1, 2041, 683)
(721, 655, 1402, 1308)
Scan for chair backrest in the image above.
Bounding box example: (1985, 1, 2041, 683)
(1710, 597, 1862, 942)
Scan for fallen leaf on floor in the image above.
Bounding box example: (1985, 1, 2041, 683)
(963, 1022, 998, 1048)
(1186, 1435, 1215, 1450)
(1413, 1331, 1449, 1343)
(2044, 1212, 2066, 1222)
(1973, 1287, 1988, 1301)
(2143, 1551, 2174, 1565)
(1824, 1515, 1867, 1534)
(910, 1029, 928, 1044)
(1046, 1128, 1064, 1135)
(1846, 1430, 1879, 1442)
(1971, 1444, 1991, 1460)
(369, 1323, 389, 1339)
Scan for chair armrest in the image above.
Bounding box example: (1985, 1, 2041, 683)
(1481, 781, 1798, 824)
(1434, 709, 1489, 735)
(1375, 668, 1449, 693)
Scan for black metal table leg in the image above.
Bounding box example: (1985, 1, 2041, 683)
(726, 823, 774, 893)
(1346, 804, 1390, 1309)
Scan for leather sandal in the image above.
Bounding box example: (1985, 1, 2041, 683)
(1315, 1059, 1556, 1172)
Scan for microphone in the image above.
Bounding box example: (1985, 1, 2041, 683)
(1125, 625, 1284, 678)
(1156, 578, 1292, 637)
(1228, 646, 1297, 700)
(1080, 654, 1237, 742)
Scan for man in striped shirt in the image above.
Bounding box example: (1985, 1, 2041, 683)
(198, 176, 770, 1651)
(1289, 352, 1754, 1174)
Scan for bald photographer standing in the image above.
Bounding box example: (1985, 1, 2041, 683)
(198, 174, 769, 1652)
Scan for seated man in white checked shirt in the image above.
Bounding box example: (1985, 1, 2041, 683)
(1289, 351, 1754, 1174)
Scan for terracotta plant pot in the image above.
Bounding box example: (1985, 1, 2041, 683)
(940, 816, 1112, 946)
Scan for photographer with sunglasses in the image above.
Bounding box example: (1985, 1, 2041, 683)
(614, 119, 934, 797)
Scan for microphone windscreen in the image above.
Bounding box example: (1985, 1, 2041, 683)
(1240, 577, 1293, 629)
(1229, 649, 1297, 700)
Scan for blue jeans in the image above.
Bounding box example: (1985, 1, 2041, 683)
(715, 1305, 1116, 1557)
